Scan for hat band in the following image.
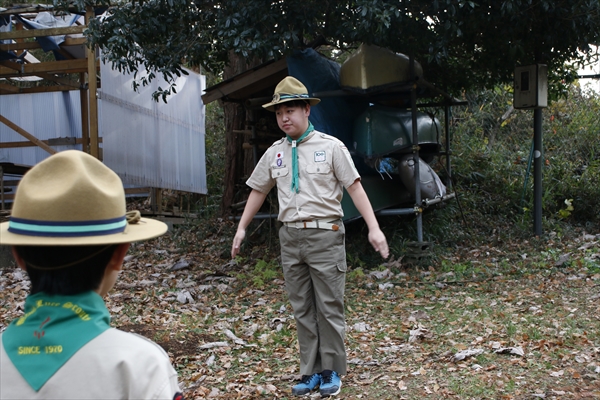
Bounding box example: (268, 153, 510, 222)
(7, 216, 127, 237)
(277, 94, 310, 101)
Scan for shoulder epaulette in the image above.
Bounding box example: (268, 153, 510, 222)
(318, 132, 344, 146)
(317, 131, 335, 140)
(268, 137, 285, 148)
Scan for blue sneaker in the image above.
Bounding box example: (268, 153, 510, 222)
(319, 370, 341, 397)
(291, 373, 321, 396)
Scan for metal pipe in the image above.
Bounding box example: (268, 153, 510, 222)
(533, 108, 543, 235)
(410, 55, 423, 242)
(375, 207, 420, 216)
(577, 74, 600, 79)
(423, 192, 456, 207)
(445, 104, 452, 191)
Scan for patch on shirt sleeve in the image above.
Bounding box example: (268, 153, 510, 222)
(275, 151, 284, 167)
(314, 150, 326, 162)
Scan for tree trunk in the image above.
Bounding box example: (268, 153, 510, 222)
(220, 52, 261, 217)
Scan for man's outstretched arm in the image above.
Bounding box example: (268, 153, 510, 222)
(346, 179, 389, 259)
(231, 189, 268, 259)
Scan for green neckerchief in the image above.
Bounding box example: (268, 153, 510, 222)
(286, 121, 315, 193)
(2, 291, 110, 391)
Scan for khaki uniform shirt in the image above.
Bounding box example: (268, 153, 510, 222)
(247, 130, 360, 222)
(1, 328, 180, 399)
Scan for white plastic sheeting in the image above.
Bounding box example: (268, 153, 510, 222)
(99, 63, 207, 194)
(0, 91, 82, 166)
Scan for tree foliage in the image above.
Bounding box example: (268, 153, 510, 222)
(64, 0, 600, 99)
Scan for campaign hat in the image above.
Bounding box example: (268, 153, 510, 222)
(262, 76, 321, 112)
(0, 150, 167, 246)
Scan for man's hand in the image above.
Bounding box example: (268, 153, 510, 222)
(230, 190, 268, 259)
(347, 180, 390, 259)
(231, 228, 246, 259)
(368, 228, 389, 259)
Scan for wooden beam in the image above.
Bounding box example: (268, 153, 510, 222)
(0, 37, 87, 52)
(0, 62, 80, 88)
(54, 47, 76, 60)
(202, 58, 288, 104)
(0, 85, 77, 95)
(0, 84, 20, 94)
(0, 137, 101, 149)
(0, 60, 24, 72)
(0, 25, 86, 41)
(0, 193, 15, 202)
(0, 115, 57, 155)
(125, 187, 151, 195)
(34, 72, 81, 88)
(0, 6, 54, 16)
(0, 58, 95, 77)
(0, 5, 86, 16)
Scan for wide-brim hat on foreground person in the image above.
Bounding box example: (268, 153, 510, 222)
(262, 76, 321, 112)
(0, 150, 167, 246)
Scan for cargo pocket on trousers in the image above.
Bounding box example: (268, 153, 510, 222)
(336, 260, 347, 273)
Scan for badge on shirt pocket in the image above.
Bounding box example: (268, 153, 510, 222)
(314, 150, 326, 162)
(275, 151, 285, 168)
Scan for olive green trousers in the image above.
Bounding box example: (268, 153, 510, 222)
(279, 221, 347, 375)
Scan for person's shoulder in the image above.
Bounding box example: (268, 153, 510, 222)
(268, 137, 286, 148)
(314, 130, 340, 142)
(98, 328, 170, 358)
(314, 131, 348, 148)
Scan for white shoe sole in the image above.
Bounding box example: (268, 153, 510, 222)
(320, 382, 341, 397)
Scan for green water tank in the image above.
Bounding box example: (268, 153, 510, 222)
(352, 105, 441, 158)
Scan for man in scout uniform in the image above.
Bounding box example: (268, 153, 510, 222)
(0, 150, 183, 400)
(231, 76, 389, 397)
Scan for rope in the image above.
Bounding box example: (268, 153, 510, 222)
(126, 210, 141, 224)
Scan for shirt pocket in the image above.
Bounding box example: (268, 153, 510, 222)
(305, 163, 331, 175)
(271, 167, 289, 179)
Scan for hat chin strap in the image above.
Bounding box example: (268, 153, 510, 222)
(24, 245, 114, 271)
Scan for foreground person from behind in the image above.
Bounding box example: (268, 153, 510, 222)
(0, 150, 183, 400)
(231, 77, 389, 397)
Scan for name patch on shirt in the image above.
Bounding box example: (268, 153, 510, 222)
(314, 151, 326, 162)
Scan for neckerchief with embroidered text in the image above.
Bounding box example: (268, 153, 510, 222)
(2, 291, 110, 391)
(286, 121, 314, 193)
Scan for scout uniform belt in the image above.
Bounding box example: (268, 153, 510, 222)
(284, 219, 340, 231)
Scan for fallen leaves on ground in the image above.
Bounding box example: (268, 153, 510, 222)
(1, 222, 599, 399)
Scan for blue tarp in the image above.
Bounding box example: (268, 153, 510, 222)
(286, 49, 375, 175)
(286, 49, 369, 148)
(16, 12, 79, 61)
(0, 15, 17, 61)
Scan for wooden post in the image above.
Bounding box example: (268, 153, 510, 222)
(15, 21, 24, 59)
(86, 6, 99, 158)
(0, 165, 4, 211)
(80, 72, 89, 154)
(156, 188, 163, 214)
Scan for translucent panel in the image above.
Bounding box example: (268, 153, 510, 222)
(0, 91, 82, 167)
(99, 61, 207, 194)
